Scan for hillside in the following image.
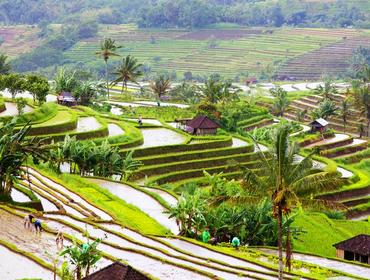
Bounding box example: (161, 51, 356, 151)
(4, 24, 369, 80)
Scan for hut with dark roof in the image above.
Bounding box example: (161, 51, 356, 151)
(309, 118, 329, 133)
(83, 262, 150, 280)
(185, 115, 220, 135)
(333, 234, 370, 264)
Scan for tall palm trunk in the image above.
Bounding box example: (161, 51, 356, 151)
(277, 206, 284, 280)
(121, 80, 125, 95)
(105, 59, 110, 100)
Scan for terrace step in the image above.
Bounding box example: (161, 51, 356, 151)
(137, 145, 253, 166)
(304, 134, 353, 150)
(132, 151, 259, 180)
(335, 148, 370, 164)
(322, 139, 368, 158)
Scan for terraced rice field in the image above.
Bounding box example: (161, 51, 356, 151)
(278, 34, 370, 80)
(0, 25, 41, 58)
(62, 25, 367, 78)
(6, 167, 359, 279)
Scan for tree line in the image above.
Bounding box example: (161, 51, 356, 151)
(1, 0, 368, 28)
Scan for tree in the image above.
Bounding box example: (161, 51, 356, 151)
(171, 82, 200, 104)
(314, 81, 338, 100)
(60, 237, 102, 280)
(74, 81, 101, 105)
(54, 68, 78, 93)
(120, 150, 142, 181)
(166, 189, 206, 236)
(0, 73, 25, 99)
(270, 87, 290, 117)
(0, 53, 11, 74)
(112, 55, 143, 94)
(0, 120, 48, 199)
(25, 74, 50, 104)
(353, 85, 370, 136)
(95, 38, 121, 100)
(311, 99, 338, 120)
(15, 98, 27, 116)
(214, 125, 342, 279)
(199, 78, 240, 104)
(339, 98, 351, 133)
(150, 75, 171, 102)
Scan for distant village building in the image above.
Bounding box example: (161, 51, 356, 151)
(83, 262, 150, 280)
(57, 91, 77, 106)
(245, 77, 258, 86)
(309, 118, 329, 133)
(185, 115, 220, 135)
(333, 234, 370, 264)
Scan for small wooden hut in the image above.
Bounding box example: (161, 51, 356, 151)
(185, 115, 220, 135)
(309, 118, 329, 133)
(245, 77, 257, 86)
(333, 234, 370, 264)
(57, 91, 77, 106)
(83, 262, 150, 280)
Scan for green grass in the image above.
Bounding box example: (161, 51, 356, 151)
(292, 212, 370, 257)
(117, 105, 195, 122)
(32, 109, 73, 127)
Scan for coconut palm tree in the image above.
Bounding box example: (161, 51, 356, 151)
(214, 125, 342, 279)
(353, 85, 370, 136)
(200, 78, 240, 104)
(112, 55, 143, 94)
(339, 98, 351, 133)
(150, 75, 171, 103)
(314, 81, 338, 100)
(271, 87, 290, 117)
(311, 98, 338, 120)
(95, 38, 121, 100)
(0, 53, 11, 74)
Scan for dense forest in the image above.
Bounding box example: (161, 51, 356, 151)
(0, 0, 369, 28)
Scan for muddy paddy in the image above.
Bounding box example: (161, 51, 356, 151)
(139, 128, 186, 148)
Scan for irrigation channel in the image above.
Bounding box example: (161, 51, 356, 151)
(10, 167, 331, 280)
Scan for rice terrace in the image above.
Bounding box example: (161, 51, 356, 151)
(0, 0, 370, 279)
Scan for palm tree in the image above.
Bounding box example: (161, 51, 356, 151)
(112, 55, 143, 94)
(150, 75, 171, 103)
(339, 98, 351, 133)
(314, 81, 338, 100)
(311, 99, 338, 120)
(353, 85, 370, 136)
(271, 87, 290, 117)
(0, 54, 11, 74)
(95, 38, 121, 100)
(200, 78, 240, 104)
(214, 125, 342, 279)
